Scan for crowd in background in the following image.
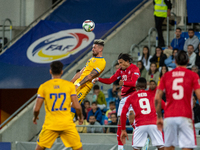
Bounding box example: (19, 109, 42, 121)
(75, 28, 200, 134)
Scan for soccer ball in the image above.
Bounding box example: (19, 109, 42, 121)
(82, 20, 95, 32)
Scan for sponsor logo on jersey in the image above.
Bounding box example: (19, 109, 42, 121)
(27, 29, 95, 63)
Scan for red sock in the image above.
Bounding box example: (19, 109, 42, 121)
(117, 125, 123, 145)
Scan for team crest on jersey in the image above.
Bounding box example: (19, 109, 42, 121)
(27, 29, 95, 63)
(128, 71, 131, 74)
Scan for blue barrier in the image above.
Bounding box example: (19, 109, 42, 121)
(0, 142, 11, 150)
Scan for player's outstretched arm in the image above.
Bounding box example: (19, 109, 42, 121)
(155, 89, 164, 131)
(33, 98, 44, 124)
(71, 67, 85, 83)
(71, 95, 83, 122)
(77, 69, 99, 86)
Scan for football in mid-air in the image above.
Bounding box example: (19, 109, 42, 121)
(82, 20, 95, 32)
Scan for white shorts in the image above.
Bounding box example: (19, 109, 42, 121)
(117, 95, 133, 117)
(164, 117, 196, 148)
(132, 125, 164, 149)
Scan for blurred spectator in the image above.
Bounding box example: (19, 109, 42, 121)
(160, 65, 168, 78)
(138, 46, 152, 71)
(93, 85, 107, 110)
(164, 48, 178, 69)
(184, 29, 200, 53)
(108, 63, 121, 98)
(187, 45, 196, 69)
(153, 0, 172, 47)
(104, 101, 116, 125)
(106, 113, 118, 133)
(87, 102, 102, 124)
(148, 80, 157, 94)
(87, 115, 103, 133)
(83, 100, 92, 119)
(195, 44, 200, 68)
(191, 65, 200, 77)
(171, 28, 185, 50)
(158, 65, 168, 85)
(75, 118, 89, 133)
(146, 62, 160, 86)
(150, 46, 167, 68)
(193, 96, 200, 135)
(137, 60, 147, 78)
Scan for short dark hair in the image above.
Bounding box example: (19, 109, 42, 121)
(89, 115, 96, 119)
(50, 61, 63, 75)
(91, 101, 97, 105)
(176, 27, 182, 32)
(109, 101, 115, 105)
(93, 85, 100, 90)
(173, 48, 179, 52)
(110, 113, 117, 118)
(175, 51, 189, 66)
(118, 53, 133, 62)
(94, 39, 104, 46)
(136, 77, 147, 89)
(188, 44, 194, 49)
(188, 28, 194, 32)
(149, 80, 157, 84)
(84, 100, 90, 105)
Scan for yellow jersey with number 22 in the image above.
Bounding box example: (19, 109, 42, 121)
(37, 78, 76, 130)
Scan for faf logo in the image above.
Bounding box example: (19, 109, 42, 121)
(27, 29, 95, 63)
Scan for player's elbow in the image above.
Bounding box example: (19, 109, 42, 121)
(87, 75, 93, 80)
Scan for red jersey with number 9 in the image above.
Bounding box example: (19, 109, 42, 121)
(121, 90, 157, 129)
(158, 67, 200, 119)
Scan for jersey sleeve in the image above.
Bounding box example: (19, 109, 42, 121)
(193, 72, 200, 90)
(70, 83, 77, 96)
(123, 67, 140, 87)
(157, 74, 165, 91)
(98, 69, 120, 84)
(93, 59, 106, 74)
(121, 95, 132, 130)
(37, 84, 44, 99)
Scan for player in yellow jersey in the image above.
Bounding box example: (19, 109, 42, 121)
(71, 39, 106, 113)
(33, 61, 83, 150)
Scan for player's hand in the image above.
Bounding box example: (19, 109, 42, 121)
(119, 80, 124, 86)
(120, 130, 129, 145)
(157, 117, 163, 132)
(33, 116, 39, 125)
(92, 78, 99, 84)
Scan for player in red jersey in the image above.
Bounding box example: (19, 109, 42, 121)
(93, 53, 140, 150)
(155, 51, 200, 150)
(120, 77, 164, 150)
